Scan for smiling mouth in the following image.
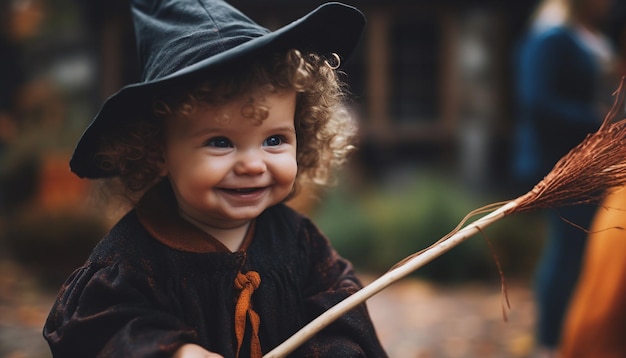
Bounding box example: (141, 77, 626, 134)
(221, 187, 265, 194)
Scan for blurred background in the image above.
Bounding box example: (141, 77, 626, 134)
(1, 0, 625, 357)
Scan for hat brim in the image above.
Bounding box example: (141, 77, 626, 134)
(70, 2, 365, 178)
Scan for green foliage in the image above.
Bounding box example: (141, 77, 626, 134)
(313, 170, 545, 282)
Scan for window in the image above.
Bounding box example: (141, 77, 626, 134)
(389, 17, 441, 123)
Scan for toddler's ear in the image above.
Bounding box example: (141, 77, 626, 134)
(157, 148, 168, 177)
(158, 164, 168, 177)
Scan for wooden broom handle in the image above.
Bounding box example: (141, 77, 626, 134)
(263, 200, 519, 357)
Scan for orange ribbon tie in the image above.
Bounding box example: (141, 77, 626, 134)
(234, 271, 262, 358)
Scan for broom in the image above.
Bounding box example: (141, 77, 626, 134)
(264, 76, 626, 358)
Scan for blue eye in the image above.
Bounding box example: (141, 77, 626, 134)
(206, 137, 232, 148)
(263, 135, 284, 147)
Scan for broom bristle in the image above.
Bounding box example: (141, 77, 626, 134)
(511, 76, 626, 213)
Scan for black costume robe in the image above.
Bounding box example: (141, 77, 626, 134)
(43, 182, 386, 357)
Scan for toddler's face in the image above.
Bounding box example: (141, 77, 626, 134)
(161, 90, 298, 230)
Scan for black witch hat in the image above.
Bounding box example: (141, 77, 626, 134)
(70, 0, 366, 178)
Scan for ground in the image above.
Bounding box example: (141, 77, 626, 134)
(364, 276, 537, 357)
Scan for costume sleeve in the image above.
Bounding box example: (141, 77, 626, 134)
(43, 261, 198, 358)
(295, 217, 387, 357)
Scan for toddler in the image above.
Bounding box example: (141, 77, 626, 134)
(43, 0, 387, 357)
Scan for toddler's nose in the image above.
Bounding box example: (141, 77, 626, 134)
(234, 150, 267, 175)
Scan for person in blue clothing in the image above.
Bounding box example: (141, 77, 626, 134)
(512, 0, 618, 355)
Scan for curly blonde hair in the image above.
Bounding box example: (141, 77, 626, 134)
(96, 49, 358, 199)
